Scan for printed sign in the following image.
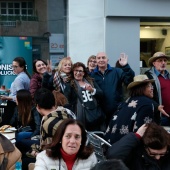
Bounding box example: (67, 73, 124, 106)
(0, 36, 32, 89)
(49, 34, 64, 53)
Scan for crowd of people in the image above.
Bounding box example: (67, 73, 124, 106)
(0, 51, 170, 170)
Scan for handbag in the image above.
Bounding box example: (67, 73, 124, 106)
(76, 92, 105, 127)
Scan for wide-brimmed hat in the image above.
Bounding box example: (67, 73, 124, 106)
(148, 52, 170, 66)
(127, 75, 154, 89)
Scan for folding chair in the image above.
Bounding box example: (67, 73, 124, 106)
(87, 131, 111, 161)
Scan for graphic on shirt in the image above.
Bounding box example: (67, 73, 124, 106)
(131, 112, 137, 120)
(82, 90, 93, 102)
(81, 88, 96, 110)
(111, 124, 117, 133)
(144, 116, 152, 124)
(128, 100, 138, 108)
(120, 125, 129, 134)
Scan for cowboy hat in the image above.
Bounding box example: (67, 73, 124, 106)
(148, 52, 170, 66)
(127, 75, 154, 89)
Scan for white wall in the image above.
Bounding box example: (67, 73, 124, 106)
(105, 18, 140, 74)
(105, 0, 170, 17)
(67, 0, 104, 65)
(67, 0, 170, 74)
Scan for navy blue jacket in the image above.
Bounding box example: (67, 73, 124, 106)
(104, 96, 154, 144)
(91, 64, 134, 116)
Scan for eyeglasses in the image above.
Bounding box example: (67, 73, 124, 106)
(155, 59, 168, 63)
(89, 60, 97, 63)
(147, 84, 154, 89)
(12, 65, 19, 69)
(147, 147, 168, 157)
(74, 70, 84, 73)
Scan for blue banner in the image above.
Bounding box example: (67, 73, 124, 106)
(0, 36, 32, 89)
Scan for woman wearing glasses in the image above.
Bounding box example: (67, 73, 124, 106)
(64, 62, 105, 131)
(107, 122, 170, 170)
(86, 55, 97, 75)
(0, 57, 30, 125)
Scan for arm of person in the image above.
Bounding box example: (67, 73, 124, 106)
(121, 64, 135, 86)
(106, 124, 147, 161)
(118, 53, 135, 86)
(158, 105, 169, 117)
(42, 72, 54, 91)
(0, 95, 13, 101)
(30, 77, 39, 98)
(63, 83, 77, 112)
(152, 100, 169, 117)
(15, 77, 26, 91)
(104, 114, 117, 144)
(106, 132, 140, 160)
(93, 80, 103, 98)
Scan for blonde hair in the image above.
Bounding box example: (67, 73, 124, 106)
(57, 57, 73, 73)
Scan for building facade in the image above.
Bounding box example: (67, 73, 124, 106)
(1, 0, 170, 74)
(0, 0, 66, 62)
(68, 0, 170, 74)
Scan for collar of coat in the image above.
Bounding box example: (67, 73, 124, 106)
(93, 64, 112, 73)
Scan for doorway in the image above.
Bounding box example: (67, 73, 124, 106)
(140, 20, 170, 72)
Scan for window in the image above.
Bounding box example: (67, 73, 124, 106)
(0, 1, 34, 16)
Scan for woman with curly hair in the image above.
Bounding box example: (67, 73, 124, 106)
(64, 62, 104, 131)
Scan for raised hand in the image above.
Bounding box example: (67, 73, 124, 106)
(119, 53, 128, 66)
(46, 60, 52, 73)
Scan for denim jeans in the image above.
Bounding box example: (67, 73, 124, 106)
(16, 132, 33, 143)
